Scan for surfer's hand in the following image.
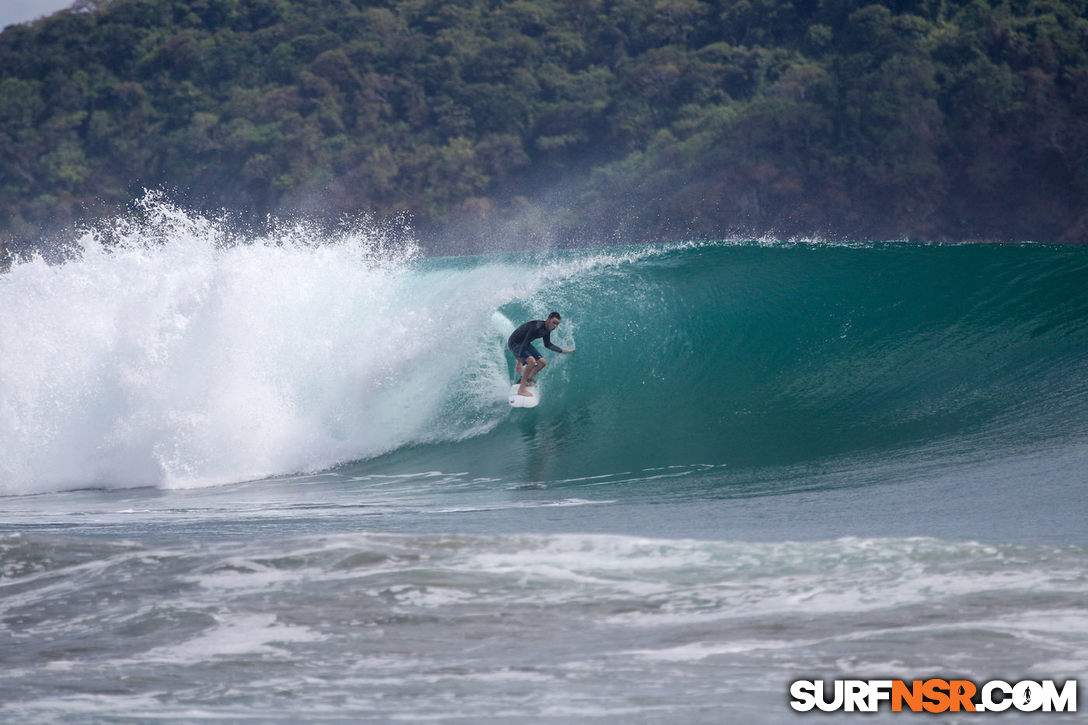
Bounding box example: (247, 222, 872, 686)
(563, 349, 574, 354)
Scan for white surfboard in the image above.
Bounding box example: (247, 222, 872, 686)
(508, 382, 541, 408)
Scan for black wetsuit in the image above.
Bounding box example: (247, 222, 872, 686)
(507, 320, 563, 361)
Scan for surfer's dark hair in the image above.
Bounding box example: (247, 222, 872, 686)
(547, 311, 561, 321)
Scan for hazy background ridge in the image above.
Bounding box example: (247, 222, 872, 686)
(2, 0, 1087, 258)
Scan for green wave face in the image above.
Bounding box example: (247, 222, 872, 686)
(416, 242, 1088, 482)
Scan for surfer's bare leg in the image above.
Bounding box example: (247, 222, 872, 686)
(525, 357, 546, 384)
(518, 357, 542, 396)
(515, 360, 536, 385)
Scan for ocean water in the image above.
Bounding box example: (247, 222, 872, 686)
(2, 199, 1087, 722)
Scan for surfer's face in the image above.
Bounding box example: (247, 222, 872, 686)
(546, 318, 560, 331)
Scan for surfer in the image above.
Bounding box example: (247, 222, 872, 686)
(508, 312, 573, 398)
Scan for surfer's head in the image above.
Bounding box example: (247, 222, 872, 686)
(546, 311, 561, 330)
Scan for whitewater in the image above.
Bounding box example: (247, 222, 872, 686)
(2, 198, 1086, 722)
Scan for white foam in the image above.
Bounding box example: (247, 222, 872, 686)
(1, 194, 622, 495)
(141, 612, 323, 664)
(624, 639, 803, 662)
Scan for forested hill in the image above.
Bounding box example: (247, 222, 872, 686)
(1, 0, 1087, 254)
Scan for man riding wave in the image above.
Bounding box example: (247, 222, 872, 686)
(507, 312, 574, 398)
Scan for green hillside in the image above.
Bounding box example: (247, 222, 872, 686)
(2, 0, 1086, 252)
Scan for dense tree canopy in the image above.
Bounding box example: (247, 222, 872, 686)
(1, 0, 1086, 253)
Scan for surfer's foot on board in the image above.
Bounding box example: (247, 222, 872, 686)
(517, 388, 534, 397)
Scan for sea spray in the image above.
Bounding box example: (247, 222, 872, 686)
(0, 196, 553, 493)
